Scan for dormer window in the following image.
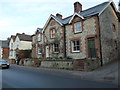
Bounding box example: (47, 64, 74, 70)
(74, 22, 82, 33)
(37, 33, 41, 41)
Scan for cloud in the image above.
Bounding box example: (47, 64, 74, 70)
(0, 0, 118, 40)
(0, 0, 115, 3)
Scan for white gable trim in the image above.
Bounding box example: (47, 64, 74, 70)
(69, 13, 84, 24)
(98, 0, 117, 16)
(42, 14, 63, 33)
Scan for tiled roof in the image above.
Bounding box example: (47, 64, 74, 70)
(17, 33, 32, 42)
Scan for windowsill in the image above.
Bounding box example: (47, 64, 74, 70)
(50, 38, 55, 39)
(74, 31, 82, 34)
(53, 52, 59, 54)
(72, 51, 80, 53)
(38, 53, 42, 55)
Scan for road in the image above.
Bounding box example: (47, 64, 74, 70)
(2, 64, 118, 88)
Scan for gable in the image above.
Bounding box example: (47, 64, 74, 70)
(43, 14, 63, 33)
(99, 1, 118, 16)
(69, 13, 84, 24)
(15, 36, 20, 42)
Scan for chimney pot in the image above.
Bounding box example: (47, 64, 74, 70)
(56, 13, 62, 19)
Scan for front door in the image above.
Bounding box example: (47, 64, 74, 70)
(46, 46, 49, 58)
(88, 37, 96, 58)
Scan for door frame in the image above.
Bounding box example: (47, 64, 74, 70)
(86, 35, 97, 59)
(45, 45, 50, 58)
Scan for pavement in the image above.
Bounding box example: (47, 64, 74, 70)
(12, 59, 119, 86)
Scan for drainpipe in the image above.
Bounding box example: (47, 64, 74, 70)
(63, 25, 66, 57)
(97, 16, 103, 66)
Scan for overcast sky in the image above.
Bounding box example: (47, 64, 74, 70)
(0, 0, 119, 40)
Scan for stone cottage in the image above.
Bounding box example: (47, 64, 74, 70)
(43, 14, 65, 59)
(42, 0, 119, 65)
(32, 28, 43, 58)
(65, 1, 119, 65)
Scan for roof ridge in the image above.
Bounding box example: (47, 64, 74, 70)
(80, 1, 109, 14)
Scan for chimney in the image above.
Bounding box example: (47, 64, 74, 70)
(74, 2, 82, 13)
(56, 13, 62, 19)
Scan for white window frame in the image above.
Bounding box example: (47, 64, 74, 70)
(37, 33, 41, 41)
(50, 29, 56, 38)
(53, 43, 59, 53)
(72, 40, 80, 52)
(74, 22, 82, 33)
(11, 43, 13, 49)
(38, 47, 41, 54)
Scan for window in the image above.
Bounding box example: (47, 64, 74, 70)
(16, 44, 19, 48)
(50, 29, 56, 38)
(112, 24, 116, 32)
(53, 43, 59, 53)
(72, 40, 80, 52)
(11, 43, 13, 49)
(38, 33, 41, 41)
(10, 51, 12, 56)
(74, 22, 82, 33)
(38, 47, 41, 54)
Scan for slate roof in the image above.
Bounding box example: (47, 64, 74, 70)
(2, 40, 9, 48)
(0, 40, 2, 47)
(11, 35, 16, 42)
(37, 28, 43, 32)
(16, 33, 32, 42)
(52, 1, 111, 25)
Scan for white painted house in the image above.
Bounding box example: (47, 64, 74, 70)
(9, 35, 16, 59)
(9, 33, 32, 60)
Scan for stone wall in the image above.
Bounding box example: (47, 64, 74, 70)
(99, 5, 118, 64)
(41, 59, 101, 71)
(41, 60, 74, 69)
(66, 16, 97, 59)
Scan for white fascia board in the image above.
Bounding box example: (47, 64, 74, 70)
(42, 14, 63, 33)
(69, 13, 84, 24)
(98, 0, 114, 16)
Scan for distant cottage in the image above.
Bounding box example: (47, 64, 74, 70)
(9, 33, 32, 60)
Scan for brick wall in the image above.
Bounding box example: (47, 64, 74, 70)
(2, 48, 9, 59)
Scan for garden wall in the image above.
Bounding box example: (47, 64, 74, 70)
(41, 59, 101, 71)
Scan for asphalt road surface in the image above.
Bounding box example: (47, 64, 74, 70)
(2, 64, 118, 88)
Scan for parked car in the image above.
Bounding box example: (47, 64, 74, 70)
(0, 59, 10, 69)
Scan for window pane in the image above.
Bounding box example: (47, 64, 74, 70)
(77, 46, 80, 50)
(38, 34, 41, 41)
(74, 22, 82, 33)
(76, 40, 79, 45)
(54, 44, 59, 52)
(72, 40, 80, 52)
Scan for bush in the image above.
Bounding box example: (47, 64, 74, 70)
(64, 56, 72, 59)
